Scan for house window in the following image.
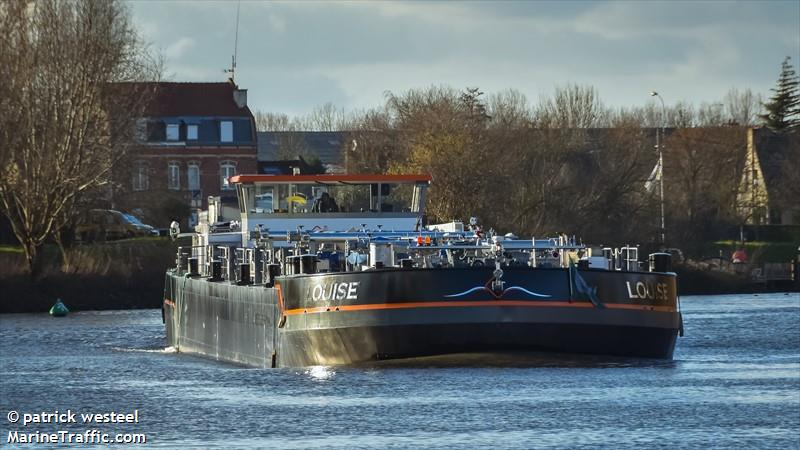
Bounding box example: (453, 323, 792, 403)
(187, 162, 200, 191)
(187, 124, 198, 140)
(168, 162, 180, 190)
(220, 121, 233, 143)
(220, 161, 236, 190)
(166, 124, 180, 141)
(132, 162, 149, 191)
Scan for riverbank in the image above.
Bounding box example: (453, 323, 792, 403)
(675, 265, 797, 295)
(0, 238, 176, 313)
(676, 240, 799, 295)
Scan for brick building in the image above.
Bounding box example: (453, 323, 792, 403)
(115, 81, 257, 226)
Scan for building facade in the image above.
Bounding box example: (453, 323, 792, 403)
(116, 81, 257, 226)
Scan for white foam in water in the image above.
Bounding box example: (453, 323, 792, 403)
(110, 346, 177, 354)
(305, 365, 335, 380)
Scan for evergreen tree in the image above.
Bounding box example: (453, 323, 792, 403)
(760, 56, 800, 132)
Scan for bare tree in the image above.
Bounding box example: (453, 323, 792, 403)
(487, 89, 531, 129)
(608, 106, 647, 128)
(697, 102, 726, 126)
(254, 111, 294, 132)
(309, 102, 346, 132)
(344, 107, 398, 173)
(256, 102, 348, 133)
(663, 127, 747, 249)
(723, 88, 763, 126)
(0, 0, 160, 275)
(671, 101, 696, 128)
(638, 102, 663, 128)
(535, 84, 608, 129)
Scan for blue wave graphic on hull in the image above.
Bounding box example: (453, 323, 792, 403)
(444, 287, 489, 298)
(502, 287, 551, 298)
(445, 285, 551, 299)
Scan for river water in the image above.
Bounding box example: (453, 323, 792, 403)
(1, 293, 799, 449)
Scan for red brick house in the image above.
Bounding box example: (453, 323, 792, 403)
(114, 81, 257, 226)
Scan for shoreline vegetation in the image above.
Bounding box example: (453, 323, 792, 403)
(0, 238, 175, 314)
(0, 239, 796, 314)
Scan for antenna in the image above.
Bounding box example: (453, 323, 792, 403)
(225, 1, 241, 82)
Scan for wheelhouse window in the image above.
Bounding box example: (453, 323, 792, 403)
(220, 161, 236, 190)
(239, 181, 427, 215)
(166, 124, 179, 141)
(248, 184, 274, 213)
(132, 162, 149, 191)
(168, 162, 180, 190)
(220, 121, 233, 143)
(187, 162, 200, 191)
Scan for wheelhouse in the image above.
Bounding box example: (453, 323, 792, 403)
(229, 174, 432, 245)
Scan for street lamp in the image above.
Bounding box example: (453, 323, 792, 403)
(650, 91, 666, 246)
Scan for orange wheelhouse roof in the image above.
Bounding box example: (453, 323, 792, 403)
(228, 174, 432, 185)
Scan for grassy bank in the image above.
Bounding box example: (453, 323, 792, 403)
(707, 240, 798, 263)
(0, 238, 177, 313)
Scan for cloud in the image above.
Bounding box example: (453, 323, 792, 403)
(127, 0, 800, 114)
(267, 13, 286, 33)
(165, 37, 195, 60)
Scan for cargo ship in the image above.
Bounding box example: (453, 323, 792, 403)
(163, 174, 682, 367)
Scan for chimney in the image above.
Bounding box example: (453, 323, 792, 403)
(233, 88, 247, 108)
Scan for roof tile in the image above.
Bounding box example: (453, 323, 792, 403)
(120, 81, 253, 118)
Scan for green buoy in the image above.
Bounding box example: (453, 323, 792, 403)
(49, 298, 69, 317)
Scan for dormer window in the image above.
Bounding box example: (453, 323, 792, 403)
(220, 121, 233, 143)
(166, 124, 179, 141)
(187, 124, 198, 140)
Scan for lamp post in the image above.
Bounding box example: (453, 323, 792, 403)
(650, 91, 667, 246)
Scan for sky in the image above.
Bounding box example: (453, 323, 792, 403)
(128, 0, 800, 117)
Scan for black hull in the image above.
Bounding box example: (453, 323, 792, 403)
(163, 267, 681, 367)
(278, 323, 677, 367)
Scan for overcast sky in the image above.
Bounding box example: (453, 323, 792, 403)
(128, 0, 800, 117)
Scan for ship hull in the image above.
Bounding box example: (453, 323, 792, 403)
(278, 315, 678, 367)
(163, 267, 681, 367)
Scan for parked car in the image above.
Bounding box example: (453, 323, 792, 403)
(120, 212, 160, 236)
(75, 209, 157, 242)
